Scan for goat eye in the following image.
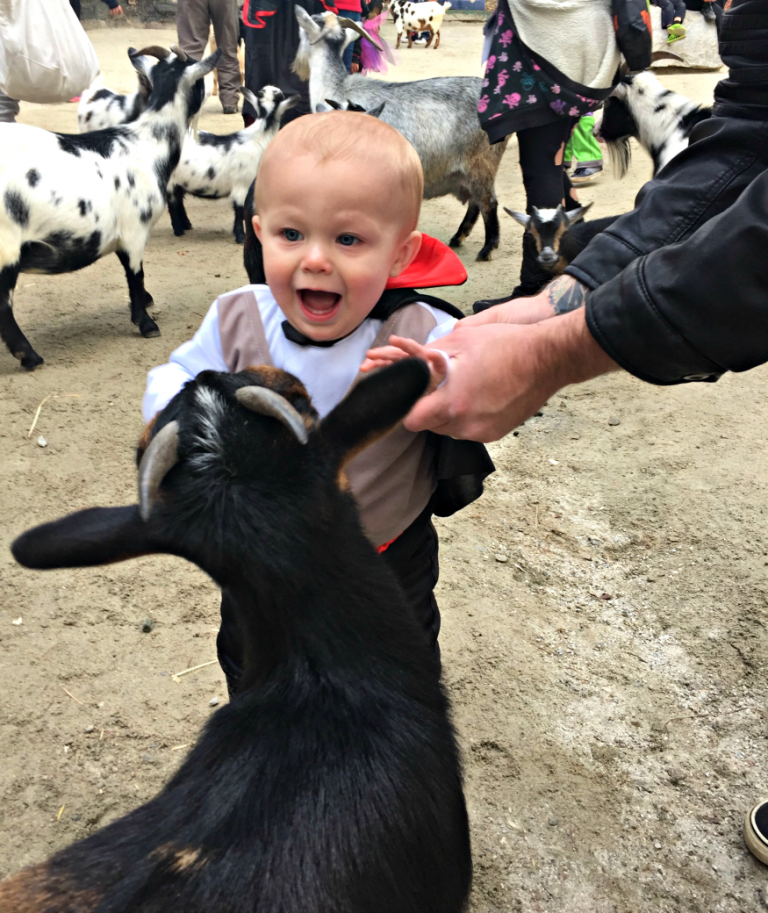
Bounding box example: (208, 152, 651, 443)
(282, 228, 303, 242)
(337, 234, 359, 247)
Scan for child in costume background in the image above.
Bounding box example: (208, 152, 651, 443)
(142, 112, 493, 694)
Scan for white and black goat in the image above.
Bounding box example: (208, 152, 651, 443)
(594, 67, 712, 178)
(77, 49, 154, 132)
(168, 86, 299, 244)
(394, 0, 452, 49)
(293, 8, 508, 261)
(3, 360, 472, 913)
(0, 44, 220, 370)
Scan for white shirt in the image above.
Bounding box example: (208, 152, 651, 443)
(143, 284, 457, 422)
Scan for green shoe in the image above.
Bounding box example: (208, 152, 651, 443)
(667, 22, 686, 43)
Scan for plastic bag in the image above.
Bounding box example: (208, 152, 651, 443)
(0, 0, 100, 103)
(612, 0, 653, 72)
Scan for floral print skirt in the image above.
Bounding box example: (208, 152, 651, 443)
(479, 0, 614, 145)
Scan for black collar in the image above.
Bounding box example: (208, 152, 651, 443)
(281, 288, 464, 347)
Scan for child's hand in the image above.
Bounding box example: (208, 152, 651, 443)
(360, 335, 450, 393)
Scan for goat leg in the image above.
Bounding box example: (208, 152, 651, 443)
(449, 202, 480, 249)
(0, 263, 43, 370)
(116, 250, 160, 338)
(476, 194, 500, 262)
(168, 186, 192, 236)
(232, 201, 246, 245)
(434, 28, 440, 49)
(425, 28, 434, 48)
(396, 30, 402, 49)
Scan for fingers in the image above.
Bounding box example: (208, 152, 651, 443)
(460, 296, 555, 327)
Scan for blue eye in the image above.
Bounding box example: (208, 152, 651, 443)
(337, 234, 358, 247)
(282, 228, 303, 242)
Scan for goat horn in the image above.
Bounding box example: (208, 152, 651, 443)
(170, 44, 189, 62)
(337, 16, 384, 52)
(138, 420, 180, 522)
(235, 387, 309, 445)
(129, 46, 171, 61)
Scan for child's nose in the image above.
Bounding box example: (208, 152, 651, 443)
(301, 243, 333, 274)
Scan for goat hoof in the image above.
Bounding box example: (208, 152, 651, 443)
(234, 230, 245, 245)
(448, 236, 463, 249)
(476, 249, 494, 262)
(173, 227, 187, 237)
(139, 317, 161, 338)
(20, 351, 44, 370)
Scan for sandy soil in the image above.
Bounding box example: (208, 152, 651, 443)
(2, 21, 767, 913)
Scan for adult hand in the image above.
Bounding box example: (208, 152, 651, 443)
(111, 5, 124, 15)
(394, 308, 618, 442)
(466, 274, 590, 328)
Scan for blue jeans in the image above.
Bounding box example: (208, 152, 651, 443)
(341, 10, 362, 73)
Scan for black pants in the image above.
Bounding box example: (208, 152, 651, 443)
(656, 0, 686, 27)
(217, 506, 441, 697)
(513, 117, 580, 298)
(69, 0, 81, 19)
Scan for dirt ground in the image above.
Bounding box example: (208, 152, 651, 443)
(2, 21, 767, 913)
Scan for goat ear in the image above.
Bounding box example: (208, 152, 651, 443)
(239, 87, 261, 115)
(320, 359, 430, 471)
(277, 94, 300, 119)
(11, 506, 164, 571)
(184, 49, 223, 84)
(295, 5, 323, 40)
(504, 207, 530, 229)
(368, 101, 386, 118)
(129, 52, 154, 95)
(564, 202, 592, 226)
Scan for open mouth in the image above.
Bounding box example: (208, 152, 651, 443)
(297, 289, 342, 323)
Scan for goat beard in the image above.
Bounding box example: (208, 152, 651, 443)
(604, 136, 632, 179)
(292, 44, 311, 82)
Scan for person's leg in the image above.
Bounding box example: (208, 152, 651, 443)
(380, 506, 442, 671)
(342, 11, 362, 72)
(176, 0, 212, 66)
(0, 93, 20, 124)
(658, 0, 675, 28)
(210, 0, 242, 111)
(514, 118, 575, 298)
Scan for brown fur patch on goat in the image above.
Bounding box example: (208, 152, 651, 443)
(136, 413, 158, 460)
(528, 221, 542, 251)
(0, 863, 102, 913)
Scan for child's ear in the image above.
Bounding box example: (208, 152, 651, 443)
(320, 358, 430, 472)
(389, 231, 422, 279)
(252, 214, 262, 242)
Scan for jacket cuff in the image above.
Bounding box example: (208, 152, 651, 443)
(564, 229, 644, 291)
(585, 258, 723, 386)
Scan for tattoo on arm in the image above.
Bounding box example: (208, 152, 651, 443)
(547, 276, 588, 315)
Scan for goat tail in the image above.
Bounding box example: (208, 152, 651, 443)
(605, 136, 632, 179)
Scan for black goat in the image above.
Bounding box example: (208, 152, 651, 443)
(3, 361, 472, 913)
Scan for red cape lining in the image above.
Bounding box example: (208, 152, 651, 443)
(385, 234, 467, 290)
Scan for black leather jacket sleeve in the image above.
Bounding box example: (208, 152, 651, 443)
(585, 168, 768, 385)
(565, 115, 768, 292)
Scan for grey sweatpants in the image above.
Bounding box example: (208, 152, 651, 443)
(177, 0, 241, 109)
(0, 92, 19, 123)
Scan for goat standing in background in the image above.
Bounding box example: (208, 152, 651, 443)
(594, 65, 712, 178)
(394, 0, 452, 49)
(0, 45, 220, 370)
(167, 86, 299, 244)
(293, 8, 507, 261)
(3, 360, 472, 913)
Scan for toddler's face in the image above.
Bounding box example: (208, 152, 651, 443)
(254, 153, 420, 342)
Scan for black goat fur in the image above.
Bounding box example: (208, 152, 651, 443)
(3, 361, 472, 913)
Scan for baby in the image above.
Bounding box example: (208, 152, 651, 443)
(143, 111, 492, 693)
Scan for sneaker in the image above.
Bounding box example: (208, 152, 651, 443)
(745, 800, 768, 864)
(222, 104, 238, 115)
(667, 22, 686, 43)
(563, 159, 573, 172)
(571, 164, 603, 183)
(413, 38, 428, 45)
(701, 2, 716, 22)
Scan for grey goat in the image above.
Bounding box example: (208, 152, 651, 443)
(293, 8, 508, 261)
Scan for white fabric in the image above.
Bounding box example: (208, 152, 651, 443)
(506, 0, 620, 90)
(0, 0, 99, 104)
(143, 284, 457, 422)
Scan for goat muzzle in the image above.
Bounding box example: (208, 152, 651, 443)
(138, 421, 180, 521)
(337, 15, 384, 52)
(235, 387, 310, 445)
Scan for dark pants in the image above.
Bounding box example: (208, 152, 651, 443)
(69, 0, 81, 18)
(656, 0, 687, 27)
(513, 117, 579, 298)
(217, 506, 441, 697)
(177, 0, 242, 108)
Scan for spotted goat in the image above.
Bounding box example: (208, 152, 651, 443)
(3, 360, 472, 913)
(167, 86, 299, 244)
(0, 44, 220, 370)
(293, 7, 507, 261)
(393, 0, 452, 49)
(593, 60, 712, 178)
(77, 49, 154, 132)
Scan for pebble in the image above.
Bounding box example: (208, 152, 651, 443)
(37, 435, 47, 447)
(11, 617, 22, 626)
(209, 697, 220, 707)
(654, 840, 662, 850)
(141, 618, 155, 633)
(608, 417, 621, 426)
(668, 766, 687, 785)
(494, 554, 508, 563)
(142, 751, 157, 764)
(84, 725, 94, 734)
(549, 458, 559, 465)
(547, 816, 559, 827)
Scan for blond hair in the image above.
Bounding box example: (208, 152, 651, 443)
(256, 111, 423, 231)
